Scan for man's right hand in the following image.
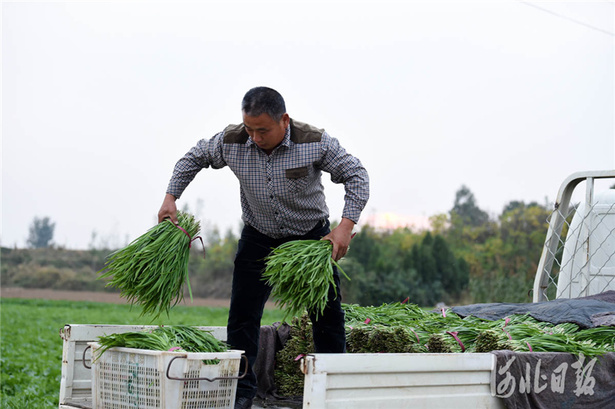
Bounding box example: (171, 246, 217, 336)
(158, 193, 178, 224)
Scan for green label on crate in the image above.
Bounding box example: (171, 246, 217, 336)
(127, 362, 139, 407)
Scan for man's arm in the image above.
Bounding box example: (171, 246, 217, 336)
(319, 132, 369, 261)
(323, 217, 355, 261)
(158, 132, 227, 224)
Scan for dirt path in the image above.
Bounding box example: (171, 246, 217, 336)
(1, 287, 279, 309)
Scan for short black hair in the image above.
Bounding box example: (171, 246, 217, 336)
(241, 87, 286, 122)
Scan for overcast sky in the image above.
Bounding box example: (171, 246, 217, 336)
(2, 1, 614, 249)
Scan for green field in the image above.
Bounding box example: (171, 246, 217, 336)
(0, 297, 285, 409)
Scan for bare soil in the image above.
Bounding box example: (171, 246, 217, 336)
(1, 287, 280, 308)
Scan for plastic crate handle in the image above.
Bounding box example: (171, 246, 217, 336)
(166, 354, 248, 382)
(83, 345, 92, 369)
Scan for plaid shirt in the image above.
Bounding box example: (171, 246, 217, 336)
(166, 119, 369, 238)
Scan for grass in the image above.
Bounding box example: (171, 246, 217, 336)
(0, 297, 286, 409)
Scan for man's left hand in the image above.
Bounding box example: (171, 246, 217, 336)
(322, 218, 355, 261)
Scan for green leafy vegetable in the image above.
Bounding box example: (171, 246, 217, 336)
(98, 211, 200, 318)
(342, 302, 615, 357)
(263, 239, 349, 321)
(96, 325, 228, 358)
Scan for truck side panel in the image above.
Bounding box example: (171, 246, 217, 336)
(302, 353, 506, 409)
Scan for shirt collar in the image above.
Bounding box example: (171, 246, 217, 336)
(280, 124, 292, 148)
(245, 123, 292, 151)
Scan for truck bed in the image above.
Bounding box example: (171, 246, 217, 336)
(59, 324, 505, 409)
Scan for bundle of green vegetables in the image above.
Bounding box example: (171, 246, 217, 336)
(263, 239, 349, 321)
(274, 314, 314, 397)
(98, 211, 201, 318)
(341, 302, 615, 357)
(347, 324, 427, 353)
(344, 302, 428, 325)
(96, 325, 227, 358)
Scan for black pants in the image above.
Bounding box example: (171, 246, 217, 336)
(227, 220, 346, 399)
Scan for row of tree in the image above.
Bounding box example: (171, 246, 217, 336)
(340, 229, 469, 306)
(181, 185, 551, 305)
(13, 185, 552, 306)
(443, 186, 550, 303)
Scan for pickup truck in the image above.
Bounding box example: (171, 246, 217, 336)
(58, 170, 615, 408)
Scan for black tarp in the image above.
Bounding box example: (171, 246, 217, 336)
(452, 291, 615, 328)
(253, 322, 303, 408)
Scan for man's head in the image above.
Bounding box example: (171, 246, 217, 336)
(242, 86, 286, 121)
(242, 87, 290, 153)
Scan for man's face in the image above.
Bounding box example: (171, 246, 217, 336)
(243, 111, 290, 152)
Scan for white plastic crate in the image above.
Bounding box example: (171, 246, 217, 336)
(89, 342, 244, 409)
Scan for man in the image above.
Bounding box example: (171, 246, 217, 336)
(158, 87, 369, 409)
